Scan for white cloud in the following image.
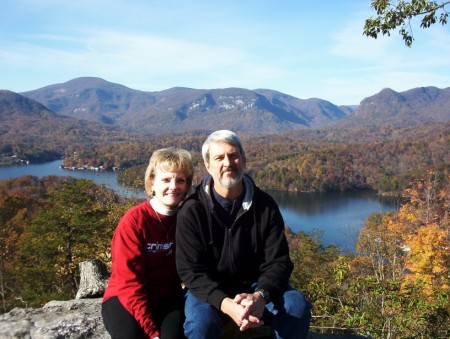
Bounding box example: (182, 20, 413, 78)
(1, 1, 449, 103)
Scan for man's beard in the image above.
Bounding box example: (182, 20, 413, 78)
(214, 168, 244, 189)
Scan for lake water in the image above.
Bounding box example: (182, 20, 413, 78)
(0, 160, 397, 252)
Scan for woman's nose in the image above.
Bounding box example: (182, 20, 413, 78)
(169, 179, 177, 188)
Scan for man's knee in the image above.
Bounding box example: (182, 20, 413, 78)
(185, 313, 223, 338)
(184, 293, 223, 338)
(283, 289, 312, 320)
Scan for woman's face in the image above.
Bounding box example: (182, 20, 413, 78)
(152, 169, 188, 210)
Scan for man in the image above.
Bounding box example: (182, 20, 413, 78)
(176, 130, 312, 339)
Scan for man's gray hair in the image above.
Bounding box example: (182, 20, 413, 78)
(201, 130, 245, 163)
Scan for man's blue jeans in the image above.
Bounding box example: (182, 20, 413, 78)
(183, 287, 312, 339)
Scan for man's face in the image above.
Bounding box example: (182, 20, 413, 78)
(205, 141, 246, 189)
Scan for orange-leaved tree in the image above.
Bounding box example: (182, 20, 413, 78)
(395, 169, 450, 297)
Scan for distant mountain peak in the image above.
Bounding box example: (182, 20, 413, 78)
(0, 90, 54, 117)
(342, 86, 450, 127)
(19, 78, 355, 134)
(12, 79, 450, 134)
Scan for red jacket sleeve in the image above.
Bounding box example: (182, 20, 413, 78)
(112, 212, 159, 338)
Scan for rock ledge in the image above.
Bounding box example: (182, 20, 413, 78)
(0, 298, 108, 339)
(0, 261, 367, 339)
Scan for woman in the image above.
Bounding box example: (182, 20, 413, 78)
(102, 147, 194, 339)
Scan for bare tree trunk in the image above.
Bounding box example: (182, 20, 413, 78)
(76, 260, 110, 299)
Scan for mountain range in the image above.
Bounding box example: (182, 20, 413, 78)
(1, 77, 450, 137)
(18, 77, 353, 135)
(341, 86, 450, 128)
(0, 89, 133, 159)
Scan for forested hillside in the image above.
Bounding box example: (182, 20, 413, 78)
(1, 169, 448, 338)
(247, 123, 449, 193)
(289, 168, 449, 337)
(0, 90, 137, 164)
(3, 82, 450, 194)
(116, 122, 450, 195)
(0, 176, 136, 308)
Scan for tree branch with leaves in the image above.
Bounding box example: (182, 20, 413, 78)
(364, 0, 450, 46)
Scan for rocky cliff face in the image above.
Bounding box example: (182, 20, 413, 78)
(0, 298, 108, 339)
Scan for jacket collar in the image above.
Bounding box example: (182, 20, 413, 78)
(203, 174, 254, 211)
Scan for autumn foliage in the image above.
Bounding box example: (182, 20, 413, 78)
(0, 167, 448, 338)
(286, 168, 449, 338)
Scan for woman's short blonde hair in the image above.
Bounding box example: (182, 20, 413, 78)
(144, 147, 194, 198)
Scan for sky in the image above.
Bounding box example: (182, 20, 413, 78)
(1, 0, 450, 105)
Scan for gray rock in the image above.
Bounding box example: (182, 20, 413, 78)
(0, 298, 109, 339)
(0, 298, 368, 338)
(0, 261, 367, 338)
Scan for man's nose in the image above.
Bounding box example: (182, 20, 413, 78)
(223, 155, 231, 166)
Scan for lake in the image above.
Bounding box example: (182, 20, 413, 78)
(0, 160, 397, 252)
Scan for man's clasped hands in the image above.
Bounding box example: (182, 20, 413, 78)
(221, 292, 267, 332)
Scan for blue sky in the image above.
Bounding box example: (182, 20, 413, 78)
(1, 0, 449, 105)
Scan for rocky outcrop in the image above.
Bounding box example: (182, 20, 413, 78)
(0, 260, 367, 338)
(0, 260, 109, 339)
(0, 298, 367, 339)
(0, 298, 107, 339)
